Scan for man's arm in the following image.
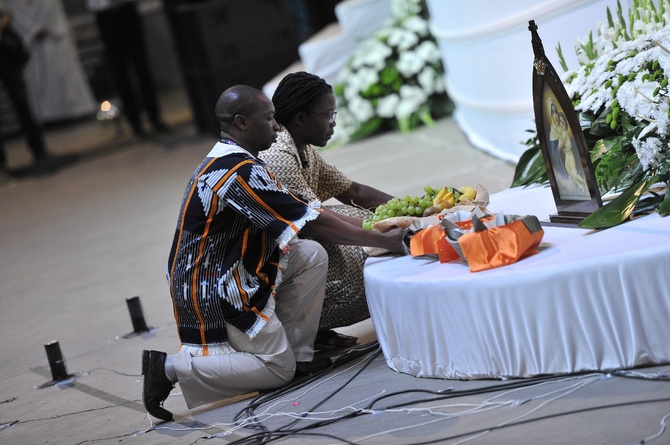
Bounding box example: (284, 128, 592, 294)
(302, 207, 405, 253)
(327, 208, 365, 227)
(335, 181, 394, 210)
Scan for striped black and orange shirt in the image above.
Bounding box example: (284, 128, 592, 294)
(167, 142, 320, 348)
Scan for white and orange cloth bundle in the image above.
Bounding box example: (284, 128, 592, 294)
(370, 185, 544, 272)
(418, 211, 545, 272)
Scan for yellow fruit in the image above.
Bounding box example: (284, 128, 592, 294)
(432, 187, 447, 205)
(438, 199, 454, 210)
(458, 186, 476, 200)
(433, 187, 457, 205)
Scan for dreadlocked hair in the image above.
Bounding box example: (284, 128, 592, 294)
(272, 72, 332, 126)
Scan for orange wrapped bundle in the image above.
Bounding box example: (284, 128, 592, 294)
(409, 224, 447, 256)
(443, 214, 544, 272)
(409, 219, 480, 262)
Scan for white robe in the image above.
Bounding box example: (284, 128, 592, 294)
(7, 0, 96, 123)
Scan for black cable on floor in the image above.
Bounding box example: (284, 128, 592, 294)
(228, 342, 382, 444)
(218, 361, 670, 444)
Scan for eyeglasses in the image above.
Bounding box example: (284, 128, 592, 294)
(309, 110, 338, 123)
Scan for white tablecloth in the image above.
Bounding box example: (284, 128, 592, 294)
(364, 186, 670, 379)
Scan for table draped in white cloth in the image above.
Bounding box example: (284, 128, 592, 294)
(364, 186, 670, 379)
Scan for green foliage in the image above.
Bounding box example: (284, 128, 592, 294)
(511, 133, 548, 188)
(579, 175, 657, 228)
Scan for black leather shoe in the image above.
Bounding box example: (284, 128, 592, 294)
(142, 350, 174, 421)
(294, 356, 332, 379)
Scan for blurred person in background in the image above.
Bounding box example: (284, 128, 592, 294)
(7, 0, 96, 124)
(86, 0, 167, 137)
(0, 0, 49, 177)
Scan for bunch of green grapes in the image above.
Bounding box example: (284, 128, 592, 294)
(362, 186, 440, 230)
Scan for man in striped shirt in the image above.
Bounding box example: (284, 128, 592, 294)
(142, 85, 405, 421)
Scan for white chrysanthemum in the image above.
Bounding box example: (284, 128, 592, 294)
(397, 51, 424, 77)
(632, 136, 664, 170)
(391, 0, 422, 18)
(387, 28, 419, 51)
(358, 67, 380, 89)
(377, 94, 400, 118)
(337, 64, 353, 85)
(343, 67, 379, 100)
(571, 59, 615, 112)
(396, 85, 427, 118)
(654, 100, 670, 137)
(568, 30, 670, 116)
(597, 25, 618, 47)
(417, 67, 438, 95)
(633, 19, 656, 36)
(352, 38, 393, 71)
(402, 15, 428, 35)
(415, 40, 441, 64)
(348, 95, 375, 122)
(374, 24, 392, 41)
(616, 76, 660, 119)
(332, 107, 357, 142)
(659, 43, 670, 74)
(343, 85, 361, 103)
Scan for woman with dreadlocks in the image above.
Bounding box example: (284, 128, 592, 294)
(259, 71, 394, 350)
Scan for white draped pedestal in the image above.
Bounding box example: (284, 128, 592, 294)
(364, 186, 670, 379)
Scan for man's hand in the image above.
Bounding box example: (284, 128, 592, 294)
(380, 226, 407, 254)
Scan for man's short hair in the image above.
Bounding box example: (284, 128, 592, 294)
(215, 85, 265, 130)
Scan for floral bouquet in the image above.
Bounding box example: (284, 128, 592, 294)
(513, 0, 670, 228)
(332, 0, 453, 143)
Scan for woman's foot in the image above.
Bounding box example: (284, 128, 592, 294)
(314, 330, 358, 350)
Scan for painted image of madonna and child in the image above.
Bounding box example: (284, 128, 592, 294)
(543, 94, 591, 201)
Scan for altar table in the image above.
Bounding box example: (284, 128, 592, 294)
(364, 186, 670, 379)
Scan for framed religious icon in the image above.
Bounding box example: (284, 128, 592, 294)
(528, 20, 602, 224)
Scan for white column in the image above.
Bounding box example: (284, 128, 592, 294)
(426, 0, 624, 162)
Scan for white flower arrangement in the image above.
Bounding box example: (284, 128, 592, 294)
(515, 0, 670, 227)
(561, 11, 670, 174)
(333, 0, 452, 143)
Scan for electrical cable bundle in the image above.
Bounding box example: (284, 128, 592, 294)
(213, 353, 670, 445)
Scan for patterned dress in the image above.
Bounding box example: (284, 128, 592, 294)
(259, 129, 372, 330)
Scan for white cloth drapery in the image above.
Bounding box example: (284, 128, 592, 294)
(365, 186, 670, 379)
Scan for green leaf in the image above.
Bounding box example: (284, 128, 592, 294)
(592, 135, 639, 192)
(658, 188, 670, 216)
(348, 117, 384, 141)
(511, 146, 548, 187)
(418, 107, 435, 127)
(556, 43, 569, 72)
(578, 176, 657, 229)
(398, 116, 412, 133)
